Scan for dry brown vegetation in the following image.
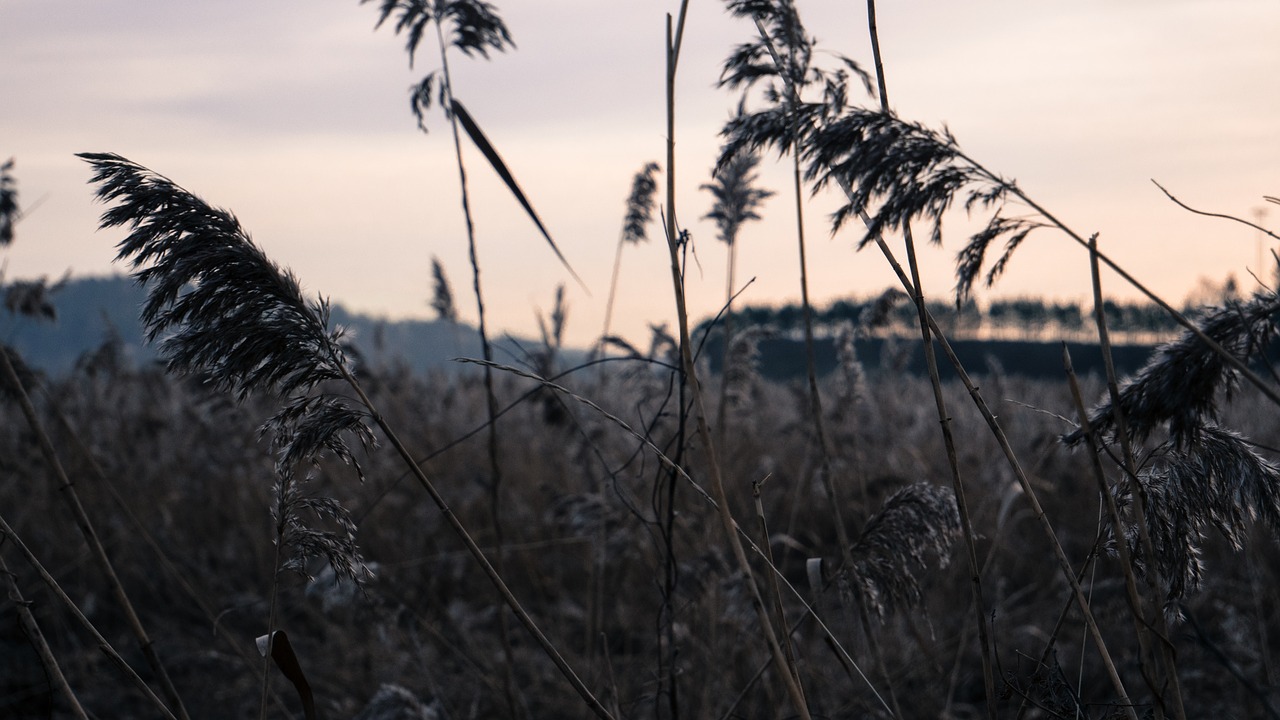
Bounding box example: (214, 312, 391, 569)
(4, 2, 1280, 719)
(1, 348, 1279, 717)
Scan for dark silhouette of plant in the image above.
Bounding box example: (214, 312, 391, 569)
(429, 255, 456, 322)
(80, 152, 374, 718)
(1067, 287, 1280, 450)
(600, 162, 660, 352)
(1, 158, 17, 246)
(802, 110, 1045, 305)
(701, 148, 772, 434)
(78, 152, 612, 720)
(1128, 425, 1280, 608)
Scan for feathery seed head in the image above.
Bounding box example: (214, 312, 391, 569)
(80, 151, 375, 583)
(0, 158, 16, 246)
(701, 149, 773, 247)
(1126, 425, 1280, 612)
(843, 482, 959, 620)
(1065, 289, 1280, 449)
(78, 152, 351, 401)
(621, 162, 660, 245)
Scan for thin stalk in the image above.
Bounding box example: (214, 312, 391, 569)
(753, 476, 807, 706)
(714, 237, 737, 446)
(0, 345, 190, 720)
(337, 365, 614, 720)
(0, 512, 177, 720)
(433, 22, 520, 718)
(1060, 343, 1165, 716)
(599, 232, 628, 354)
(666, 347, 686, 720)
(666, 11, 812, 719)
(257, 518, 286, 720)
(861, 3, 997, 712)
(1087, 236, 1186, 720)
(0, 550, 89, 720)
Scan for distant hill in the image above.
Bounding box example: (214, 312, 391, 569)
(0, 275, 549, 376)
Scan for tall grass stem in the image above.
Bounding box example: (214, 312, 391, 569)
(856, 3, 998, 713)
(666, 10, 812, 718)
(0, 512, 178, 720)
(0, 345, 190, 720)
(432, 21, 521, 717)
(0, 552, 88, 719)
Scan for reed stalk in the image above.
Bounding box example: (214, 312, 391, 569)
(0, 512, 178, 720)
(665, 10, 810, 715)
(1060, 343, 1165, 715)
(0, 551, 88, 720)
(860, 3, 998, 714)
(432, 27, 523, 716)
(0, 344, 190, 720)
(1087, 236, 1186, 719)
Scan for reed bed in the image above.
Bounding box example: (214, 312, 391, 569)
(3, 1, 1280, 718)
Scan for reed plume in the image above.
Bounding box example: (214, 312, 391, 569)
(429, 255, 457, 322)
(1129, 425, 1280, 609)
(78, 151, 375, 631)
(702, 149, 773, 251)
(0, 158, 16, 246)
(843, 482, 960, 620)
(1066, 288, 1280, 449)
(719, 0, 872, 171)
(803, 110, 1044, 305)
(78, 151, 611, 719)
(601, 162, 660, 348)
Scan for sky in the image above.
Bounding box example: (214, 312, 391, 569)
(3, 1, 1278, 350)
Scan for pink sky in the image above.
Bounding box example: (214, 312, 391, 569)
(4, 1, 1278, 348)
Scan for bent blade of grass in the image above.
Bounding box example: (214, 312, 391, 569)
(450, 98, 587, 293)
(255, 631, 317, 720)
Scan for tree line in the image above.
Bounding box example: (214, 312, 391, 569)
(696, 290, 1234, 344)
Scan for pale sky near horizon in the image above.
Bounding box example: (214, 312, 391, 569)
(3, 1, 1278, 350)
